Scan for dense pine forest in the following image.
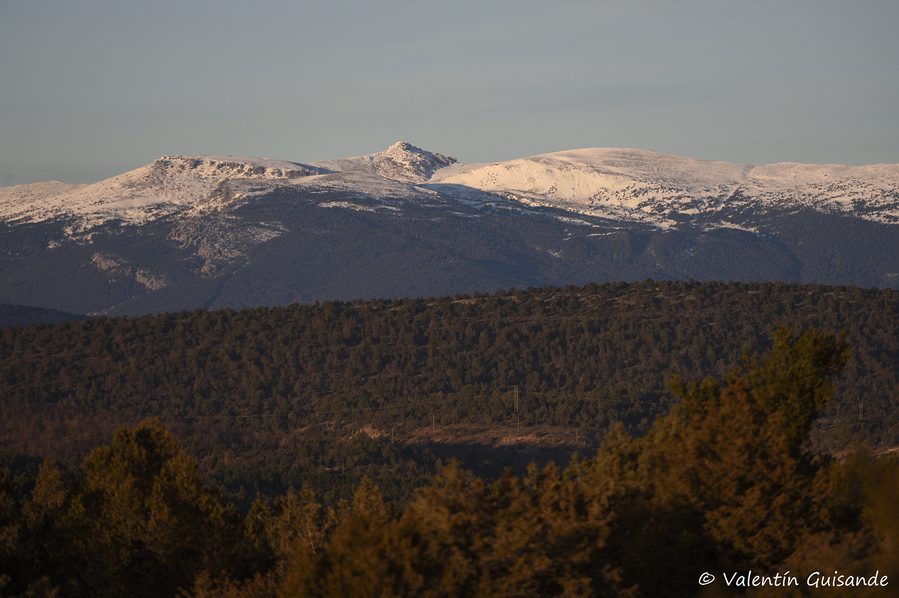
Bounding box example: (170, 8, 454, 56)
(2, 280, 898, 499)
(3, 327, 899, 597)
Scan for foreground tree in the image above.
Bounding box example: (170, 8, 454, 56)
(587, 327, 855, 595)
(548, 327, 854, 595)
(2, 419, 256, 598)
(74, 419, 252, 597)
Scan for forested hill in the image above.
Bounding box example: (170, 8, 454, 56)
(2, 280, 898, 503)
(0, 303, 85, 328)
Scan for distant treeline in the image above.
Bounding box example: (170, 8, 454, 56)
(1, 280, 898, 503)
(0, 302, 84, 329)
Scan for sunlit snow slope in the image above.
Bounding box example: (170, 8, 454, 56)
(428, 148, 899, 228)
(0, 155, 319, 230)
(2, 143, 899, 232)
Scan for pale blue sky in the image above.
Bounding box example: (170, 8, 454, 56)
(1, 0, 897, 186)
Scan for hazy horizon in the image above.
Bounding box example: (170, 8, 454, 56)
(2, 0, 897, 187)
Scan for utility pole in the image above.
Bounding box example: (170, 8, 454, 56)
(514, 385, 520, 436)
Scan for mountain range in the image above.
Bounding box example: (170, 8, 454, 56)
(2, 142, 898, 317)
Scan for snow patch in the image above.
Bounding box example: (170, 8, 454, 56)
(91, 252, 167, 290)
(318, 201, 401, 213)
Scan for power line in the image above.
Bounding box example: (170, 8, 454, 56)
(153, 391, 679, 422)
(96, 387, 895, 427)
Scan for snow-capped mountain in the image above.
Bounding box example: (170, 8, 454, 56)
(429, 148, 899, 229)
(1, 142, 898, 318)
(0, 155, 319, 231)
(3, 142, 898, 233)
(0, 143, 454, 230)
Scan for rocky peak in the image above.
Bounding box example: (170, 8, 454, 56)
(372, 142, 457, 182)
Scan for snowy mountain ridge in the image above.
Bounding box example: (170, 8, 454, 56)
(2, 143, 899, 233)
(0, 154, 319, 230)
(429, 148, 899, 229)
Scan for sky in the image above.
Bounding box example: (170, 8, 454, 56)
(1, 0, 897, 187)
